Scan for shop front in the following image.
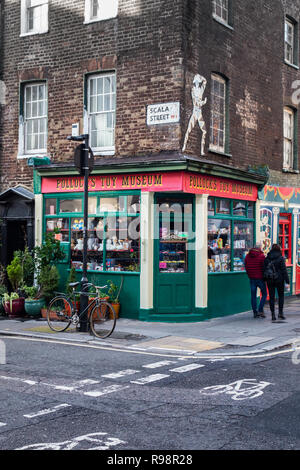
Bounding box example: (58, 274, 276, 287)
(34, 156, 265, 322)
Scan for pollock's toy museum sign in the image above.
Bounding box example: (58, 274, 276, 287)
(41, 171, 257, 201)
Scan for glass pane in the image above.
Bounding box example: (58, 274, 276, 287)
(128, 195, 141, 214)
(71, 217, 104, 271)
(46, 218, 69, 242)
(233, 201, 246, 217)
(45, 199, 57, 215)
(233, 221, 254, 272)
(99, 197, 119, 212)
(208, 197, 215, 216)
(208, 219, 231, 272)
(216, 199, 230, 215)
(88, 197, 97, 214)
(248, 202, 254, 219)
(159, 216, 191, 273)
(105, 216, 140, 272)
(60, 199, 82, 213)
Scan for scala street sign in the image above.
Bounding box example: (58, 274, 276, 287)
(146, 102, 180, 125)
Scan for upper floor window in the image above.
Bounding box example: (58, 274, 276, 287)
(21, 82, 47, 156)
(87, 73, 116, 153)
(20, 0, 48, 36)
(212, 0, 229, 25)
(210, 74, 228, 154)
(285, 17, 298, 67)
(84, 0, 118, 23)
(283, 107, 296, 171)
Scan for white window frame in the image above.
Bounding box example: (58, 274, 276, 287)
(283, 107, 295, 171)
(86, 73, 116, 155)
(285, 18, 295, 65)
(84, 0, 118, 24)
(209, 74, 227, 154)
(18, 82, 48, 158)
(20, 0, 49, 37)
(212, 0, 229, 25)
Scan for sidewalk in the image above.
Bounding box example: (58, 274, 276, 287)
(1, 297, 300, 357)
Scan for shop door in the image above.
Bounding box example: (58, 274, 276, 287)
(154, 196, 194, 314)
(296, 217, 300, 294)
(279, 213, 292, 295)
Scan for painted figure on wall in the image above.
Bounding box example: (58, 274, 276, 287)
(182, 74, 207, 155)
(260, 208, 272, 255)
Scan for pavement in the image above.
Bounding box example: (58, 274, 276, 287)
(1, 296, 300, 357)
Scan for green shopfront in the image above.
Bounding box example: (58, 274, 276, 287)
(33, 157, 266, 322)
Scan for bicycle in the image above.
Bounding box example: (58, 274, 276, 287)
(46, 282, 116, 339)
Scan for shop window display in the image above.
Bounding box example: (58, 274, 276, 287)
(233, 221, 254, 271)
(208, 219, 231, 272)
(46, 218, 69, 242)
(60, 198, 82, 213)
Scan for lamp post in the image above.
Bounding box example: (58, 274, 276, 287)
(67, 134, 93, 332)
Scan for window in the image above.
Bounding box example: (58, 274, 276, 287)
(20, 0, 48, 36)
(87, 74, 116, 153)
(285, 18, 298, 66)
(23, 82, 47, 155)
(84, 0, 118, 23)
(283, 107, 295, 170)
(210, 74, 227, 153)
(212, 0, 229, 25)
(208, 197, 255, 273)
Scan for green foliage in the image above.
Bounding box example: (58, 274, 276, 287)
(66, 266, 77, 295)
(14, 247, 35, 287)
(108, 280, 118, 303)
(34, 232, 65, 270)
(24, 286, 39, 300)
(3, 292, 19, 312)
(38, 265, 60, 301)
(6, 255, 23, 291)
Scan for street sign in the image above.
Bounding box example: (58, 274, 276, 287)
(74, 144, 94, 176)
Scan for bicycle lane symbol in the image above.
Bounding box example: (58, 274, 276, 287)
(15, 432, 126, 450)
(199, 379, 273, 401)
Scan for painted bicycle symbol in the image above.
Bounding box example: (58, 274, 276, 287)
(16, 432, 126, 451)
(200, 379, 272, 401)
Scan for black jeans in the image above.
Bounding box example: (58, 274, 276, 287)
(267, 282, 285, 315)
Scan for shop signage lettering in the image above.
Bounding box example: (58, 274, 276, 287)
(42, 171, 257, 201)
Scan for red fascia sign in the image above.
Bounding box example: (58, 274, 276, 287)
(41, 171, 257, 201)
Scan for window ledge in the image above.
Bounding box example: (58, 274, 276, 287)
(20, 30, 48, 38)
(282, 168, 299, 174)
(83, 16, 117, 25)
(93, 149, 115, 156)
(18, 153, 47, 160)
(212, 15, 233, 31)
(284, 60, 299, 70)
(208, 148, 232, 158)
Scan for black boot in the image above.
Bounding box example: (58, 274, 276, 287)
(278, 312, 286, 320)
(271, 312, 276, 322)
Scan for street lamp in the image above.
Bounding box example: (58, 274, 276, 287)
(67, 134, 93, 332)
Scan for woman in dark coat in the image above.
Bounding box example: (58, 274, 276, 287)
(263, 244, 290, 321)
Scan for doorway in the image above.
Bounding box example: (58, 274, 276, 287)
(7, 220, 28, 264)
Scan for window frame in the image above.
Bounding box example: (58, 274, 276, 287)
(86, 72, 116, 155)
(84, 0, 118, 24)
(284, 17, 298, 67)
(212, 0, 232, 27)
(20, 0, 49, 37)
(283, 107, 297, 171)
(209, 73, 228, 154)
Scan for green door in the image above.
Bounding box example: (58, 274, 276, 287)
(154, 195, 195, 314)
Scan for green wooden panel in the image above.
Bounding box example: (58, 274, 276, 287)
(207, 272, 251, 318)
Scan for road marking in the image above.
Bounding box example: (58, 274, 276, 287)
(0, 422, 7, 427)
(131, 374, 169, 385)
(102, 369, 140, 379)
(84, 384, 129, 397)
(40, 379, 100, 392)
(169, 364, 205, 373)
(0, 375, 37, 386)
(142, 360, 177, 369)
(24, 404, 71, 419)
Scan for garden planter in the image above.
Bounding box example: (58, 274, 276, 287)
(111, 303, 120, 319)
(3, 298, 25, 318)
(24, 298, 45, 317)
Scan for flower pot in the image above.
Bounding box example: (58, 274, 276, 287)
(24, 298, 45, 317)
(111, 303, 120, 319)
(3, 298, 25, 318)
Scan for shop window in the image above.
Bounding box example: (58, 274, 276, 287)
(59, 199, 82, 214)
(159, 217, 189, 273)
(45, 199, 56, 215)
(99, 196, 125, 213)
(208, 219, 231, 272)
(88, 197, 97, 214)
(208, 198, 255, 273)
(84, 0, 118, 24)
(208, 197, 215, 216)
(105, 216, 140, 272)
(46, 218, 69, 242)
(20, 0, 49, 36)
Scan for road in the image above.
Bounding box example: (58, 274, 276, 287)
(0, 335, 300, 451)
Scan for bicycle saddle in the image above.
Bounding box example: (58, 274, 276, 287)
(69, 282, 80, 287)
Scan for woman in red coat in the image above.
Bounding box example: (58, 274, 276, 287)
(245, 242, 267, 318)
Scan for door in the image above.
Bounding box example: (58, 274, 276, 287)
(296, 216, 300, 294)
(279, 213, 292, 295)
(154, 195, 194, 314)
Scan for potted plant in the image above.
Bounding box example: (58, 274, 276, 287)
(24, 286, 45, 318)
(6, 255, 23, 292)
(66, 266, 80, 310)
(107, 278, 123, 318)
(0, 285, 7, 316)
(39, 265, 60, 319)
(2, 292, 24, 318)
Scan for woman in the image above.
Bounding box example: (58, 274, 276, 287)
(263, 244, 289, 321)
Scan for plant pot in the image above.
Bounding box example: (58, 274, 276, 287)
(89, 297, 110, 321)
(111, 303, 120, 319)
(3, 298, 25, 318)
(24, 298, 45, 317)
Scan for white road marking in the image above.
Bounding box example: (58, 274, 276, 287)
(0, 375, 37, 386)
(24, 404, 71, 419)
(41, 379, 100, 392)
(0, 422, 7, 427)
(131, 374, 169, 385)
(84, 384, 129, 397)
(101, 369, 140, 379)
(142, 360, 177, 369)
(169, 364, 205, 373)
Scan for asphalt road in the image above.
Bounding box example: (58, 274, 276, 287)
(0, 335, 300, 452)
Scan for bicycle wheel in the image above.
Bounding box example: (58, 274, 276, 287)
(47, 296, 73, 332)
(89, 301, 116, 339)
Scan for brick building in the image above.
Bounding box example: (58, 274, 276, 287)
(0, 0, 299, 320)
